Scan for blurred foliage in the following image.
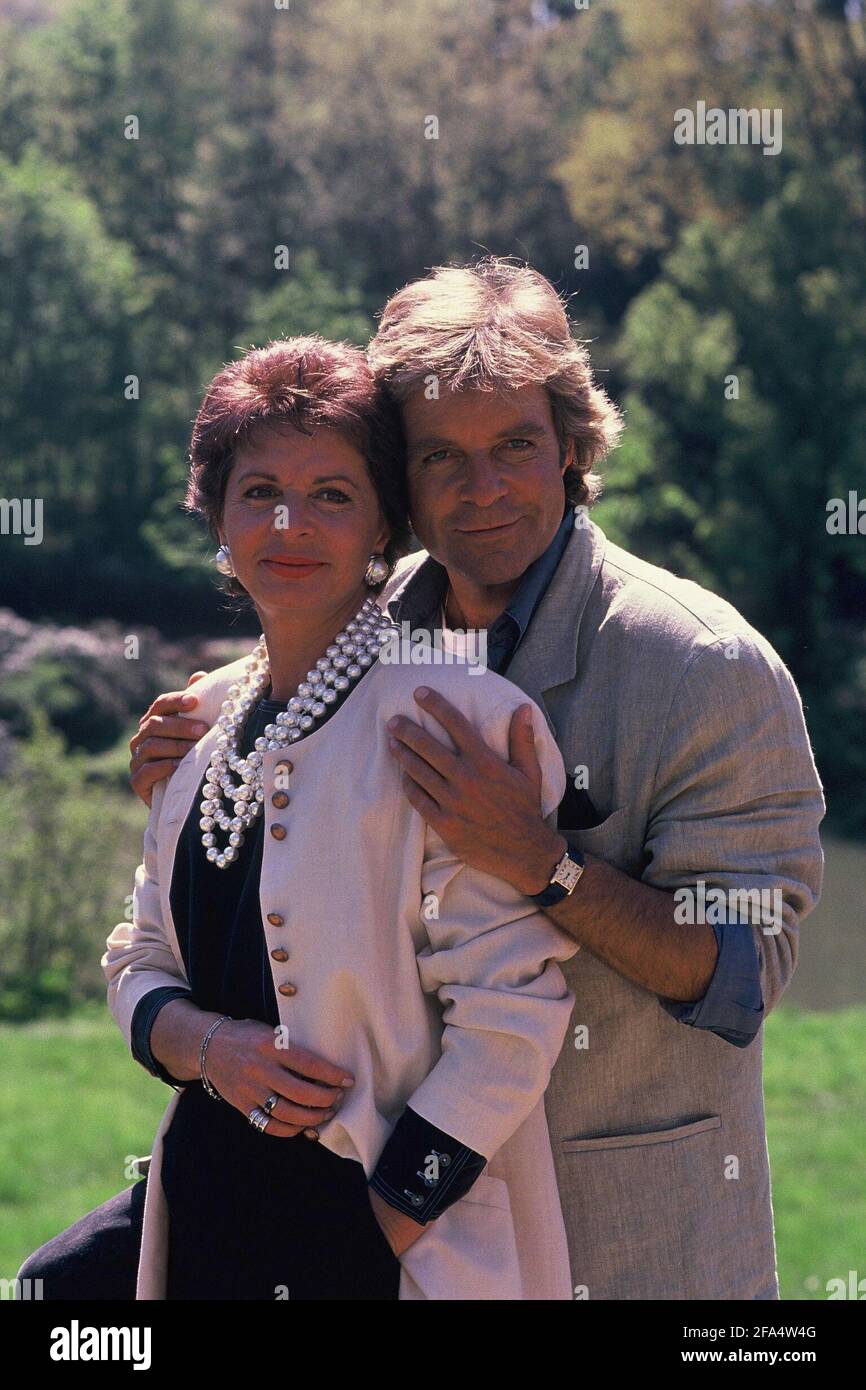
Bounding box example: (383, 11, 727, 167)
(0, 712, 144, 1020)
(239, 249, 374, 352)
(0, 609, 179, 751)
(0, 0, 864, 831)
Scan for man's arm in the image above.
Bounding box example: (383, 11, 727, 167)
(527, 843, 719, 1001)
(629, 633, 825, 1016)
(388, 689, 717, 1002)
(387, 633, 825, 1020)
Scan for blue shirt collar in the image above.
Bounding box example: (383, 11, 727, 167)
(494, 505, 574, 642)
(389, 505, 575, 673)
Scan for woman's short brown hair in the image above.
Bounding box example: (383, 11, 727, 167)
(367, 257, 624, 509)
(186, 336, 411, 596)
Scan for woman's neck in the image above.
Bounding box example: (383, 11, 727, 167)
(259, 587, 373, 702)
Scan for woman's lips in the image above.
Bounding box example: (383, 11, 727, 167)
(260, 558, 326, 578)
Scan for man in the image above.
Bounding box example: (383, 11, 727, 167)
(131, 258, 824, 1299)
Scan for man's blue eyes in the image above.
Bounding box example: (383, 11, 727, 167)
(423, 439, 534, 463)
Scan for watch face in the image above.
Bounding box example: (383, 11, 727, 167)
(553, 854, 584, 893)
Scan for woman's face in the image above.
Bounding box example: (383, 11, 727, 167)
(219, 425, 390, 621)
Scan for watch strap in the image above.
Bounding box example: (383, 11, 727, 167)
(531, 839, 585, 907)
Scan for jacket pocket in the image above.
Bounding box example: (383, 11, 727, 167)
(561, 1114, 721, 1153)
(557, 1115, 736, 1300)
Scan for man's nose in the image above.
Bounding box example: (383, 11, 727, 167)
(458, 454, 509, 507)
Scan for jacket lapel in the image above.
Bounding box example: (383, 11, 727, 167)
(501, 517, 607, 724)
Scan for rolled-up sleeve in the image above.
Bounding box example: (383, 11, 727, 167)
(643, 631, 825, 1035)
(659, 920, 764, 1047)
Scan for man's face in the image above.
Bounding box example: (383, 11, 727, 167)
(401, 384, 570, 589)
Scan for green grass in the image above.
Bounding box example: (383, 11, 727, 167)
(1, 1005, 863, 1297)
(0, 1005, 167, 1281)
(762, 1006, 866, 1299)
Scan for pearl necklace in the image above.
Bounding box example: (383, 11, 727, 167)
(200, 594, 399, 869)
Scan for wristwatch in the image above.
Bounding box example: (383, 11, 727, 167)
(531, 839, 585, 907)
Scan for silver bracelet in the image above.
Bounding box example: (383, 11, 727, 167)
(199, 1015, 231, 1101)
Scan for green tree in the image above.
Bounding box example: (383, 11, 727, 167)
(0, 712, 144, 1020)
(0, 147, 150, 607)
(597, 175, 866, 827)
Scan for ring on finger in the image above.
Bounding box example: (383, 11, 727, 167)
(248, 1105, 270, 1133)
(263, 1093, 280, 1115)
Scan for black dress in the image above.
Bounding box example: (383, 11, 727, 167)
(159, 695, 401, 1300)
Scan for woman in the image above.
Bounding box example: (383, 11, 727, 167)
(19, 336, 577, 1301)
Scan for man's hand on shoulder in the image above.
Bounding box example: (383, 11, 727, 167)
(129, 670, 210, 806)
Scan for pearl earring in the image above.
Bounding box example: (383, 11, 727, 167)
(215, 545, 235, 577)
(364, 552, 390, 586)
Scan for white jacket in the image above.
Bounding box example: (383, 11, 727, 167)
(103, 652, 578, 1300)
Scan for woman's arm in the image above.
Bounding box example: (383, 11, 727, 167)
(102, 782, 195, 1047)
(103, 780, 352, 1137)
(397, 694, 577, 1163)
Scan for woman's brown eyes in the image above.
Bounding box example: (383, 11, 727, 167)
(242, 487, 349, 502)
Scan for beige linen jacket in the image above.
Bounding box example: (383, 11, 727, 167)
(381, 515, 826, 1300)
(103, 655, 579, 1301)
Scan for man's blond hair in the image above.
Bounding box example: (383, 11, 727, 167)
(368, 257, 624, 508)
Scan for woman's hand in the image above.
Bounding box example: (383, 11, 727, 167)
(150, 1001, 354, 1139)
(129, 671, 210, 806)
(211, 1021, 430, 1250)
(368, 1189, 430, 1257)
(203, 1017, 354, 1139)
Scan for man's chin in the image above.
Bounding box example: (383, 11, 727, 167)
(444, 546, 535, 590)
